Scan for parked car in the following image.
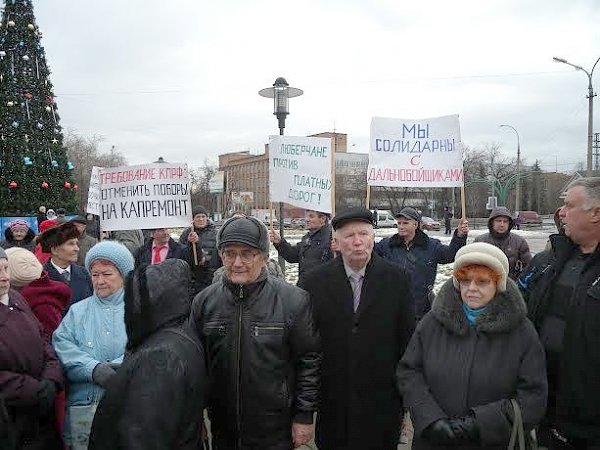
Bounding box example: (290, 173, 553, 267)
(421, 216, 441, 231)
(517, 210, 542, 226)
(371, 210, 397, 228)
(283, 218, 294, 228)
(292, 218, 306, 229)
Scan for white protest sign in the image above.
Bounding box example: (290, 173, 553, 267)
(368, 115, 464, 187)
(269, 136, 333, 214)
(98, 163, 192, 231)
(86, 166, 102, 215)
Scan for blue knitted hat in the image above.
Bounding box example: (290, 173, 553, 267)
(85, 241, 135, 277)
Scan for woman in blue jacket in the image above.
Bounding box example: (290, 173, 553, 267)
(53, 241, 134, 450)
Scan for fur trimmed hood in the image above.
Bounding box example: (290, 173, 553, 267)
(432, 277, 527, 335)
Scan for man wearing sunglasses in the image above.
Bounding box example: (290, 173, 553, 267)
(189, 216, 321, 450)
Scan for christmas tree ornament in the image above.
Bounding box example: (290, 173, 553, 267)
(66, 161, 74, 170)
(73, 184, 79, 190)
(64, 181, 71, 189)
(24, 134, 29, 142)
(8, 181, 18, 188)
(0, 50, 6, 58)
(41, 181, 49, 189)
(51, 138, 58, 144)
(45, 105, 51, 112)
(51, 160, 58, 167)
(11, 121, 18, 127)
(7, 20, 15, 27)
(23, 156, 32, 165)
(23, 92, 32, 99)
(27, 23, 34, 30)
(36, 122, 43, 129)
(22, 54, 29, 61)
(6, 100, 13, 106)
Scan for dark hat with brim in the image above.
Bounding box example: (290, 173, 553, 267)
(217, 216, 270, 253)
(192, 206, 209, 217)
(394, 207, 421, 222)
(331, 208, 374, 230)
(38, 222, 80, 253)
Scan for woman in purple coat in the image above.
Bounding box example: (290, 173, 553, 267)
(0, 247, 64, 449)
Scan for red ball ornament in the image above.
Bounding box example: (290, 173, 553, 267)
(47, 96, 55, 104)
(63, 181, 71, 189)
(8, 181, 18, 188)
(73, 184, 79, 190)
(23, 92, 33, 99)
(41, 181, 49, 189)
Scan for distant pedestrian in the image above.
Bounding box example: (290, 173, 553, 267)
(443, 206, 453, 235)
(474, 207, 531, 280)
(134, 228, 187, 270)
(85, 213, 100, 240)
(302, 208, 415, 450)
(398, 242, 547, 449)
(55, 208, 67, 224)
(37, 205, 47, 228)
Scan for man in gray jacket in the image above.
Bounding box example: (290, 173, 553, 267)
(474, 207, 531, 280)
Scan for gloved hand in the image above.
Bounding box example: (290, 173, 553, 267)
(92, 363, 116, 388)
(422, 418, 456, 445)
(449, 413, 480, 443)
(37, 379, 57, 415)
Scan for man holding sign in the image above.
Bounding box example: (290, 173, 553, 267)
(269, 209, 334, 286)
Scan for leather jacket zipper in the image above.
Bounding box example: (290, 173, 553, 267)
(252, 325, 284, 336)
(235, 285, 243, 449)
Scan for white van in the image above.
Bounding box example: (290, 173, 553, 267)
(371, 210, 397, 228)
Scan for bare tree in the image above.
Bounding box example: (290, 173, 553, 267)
(64, 131, 126, 211)
(189, 159, 217, 212)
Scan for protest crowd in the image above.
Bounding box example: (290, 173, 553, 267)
(2, 176, 600, 450)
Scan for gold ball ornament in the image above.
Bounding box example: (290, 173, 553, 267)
(6, 101, 14, 107)
(27, 23, 35, 30)
(7, 21, 15, 27)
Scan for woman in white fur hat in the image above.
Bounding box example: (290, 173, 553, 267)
(397, 242, 547, 449)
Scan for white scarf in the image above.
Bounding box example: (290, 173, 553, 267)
(0, 294, 8, 306)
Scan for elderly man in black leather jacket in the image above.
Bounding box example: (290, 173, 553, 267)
(189, 216, 321, 450)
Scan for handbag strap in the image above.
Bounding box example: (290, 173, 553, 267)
(508, 399, 526, 450)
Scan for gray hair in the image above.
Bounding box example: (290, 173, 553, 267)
(567, 177, 600, 209)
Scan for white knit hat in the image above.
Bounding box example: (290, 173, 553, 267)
(5, 247, 43, 288)
(452, 242, 509, 292)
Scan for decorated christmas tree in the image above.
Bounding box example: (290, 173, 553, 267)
(0, 0, 76, 216)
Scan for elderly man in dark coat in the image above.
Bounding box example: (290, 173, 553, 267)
(301, 208, 415, 450)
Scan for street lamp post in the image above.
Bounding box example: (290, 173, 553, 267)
(259, 77, 303, 272)
(499, 124, 521, 213)
(553, 56, 600, 176)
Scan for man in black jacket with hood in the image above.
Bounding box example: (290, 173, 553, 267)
(88, 259, 205, 450)
(190, 216, 321, 450)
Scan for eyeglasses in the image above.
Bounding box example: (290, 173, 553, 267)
(221, 249, 259, 263)
(458, 278, 493, 288)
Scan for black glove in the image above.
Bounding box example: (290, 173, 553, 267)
(422, 418, 456, 445)
(449, 413, 480, 443)
(92, 363, 116, 388)
(37, 379, 57, 415)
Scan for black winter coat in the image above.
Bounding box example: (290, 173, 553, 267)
(89, 259, 205, 450)
(397, 278, 547, 450)
(302, 255, 415, 450)
(275, 224, 333, 286)
(179, 223, 220, 294)
(518, 233, 600, 442)
(189, 271, 321, 450)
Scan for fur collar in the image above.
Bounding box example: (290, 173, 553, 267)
(389, 228, 429, 248)
(432, 278, 527, 335)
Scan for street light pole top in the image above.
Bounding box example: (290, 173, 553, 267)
(258, 77, 304, 99)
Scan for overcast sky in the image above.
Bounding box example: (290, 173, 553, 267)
(30, 0, 600, 172)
